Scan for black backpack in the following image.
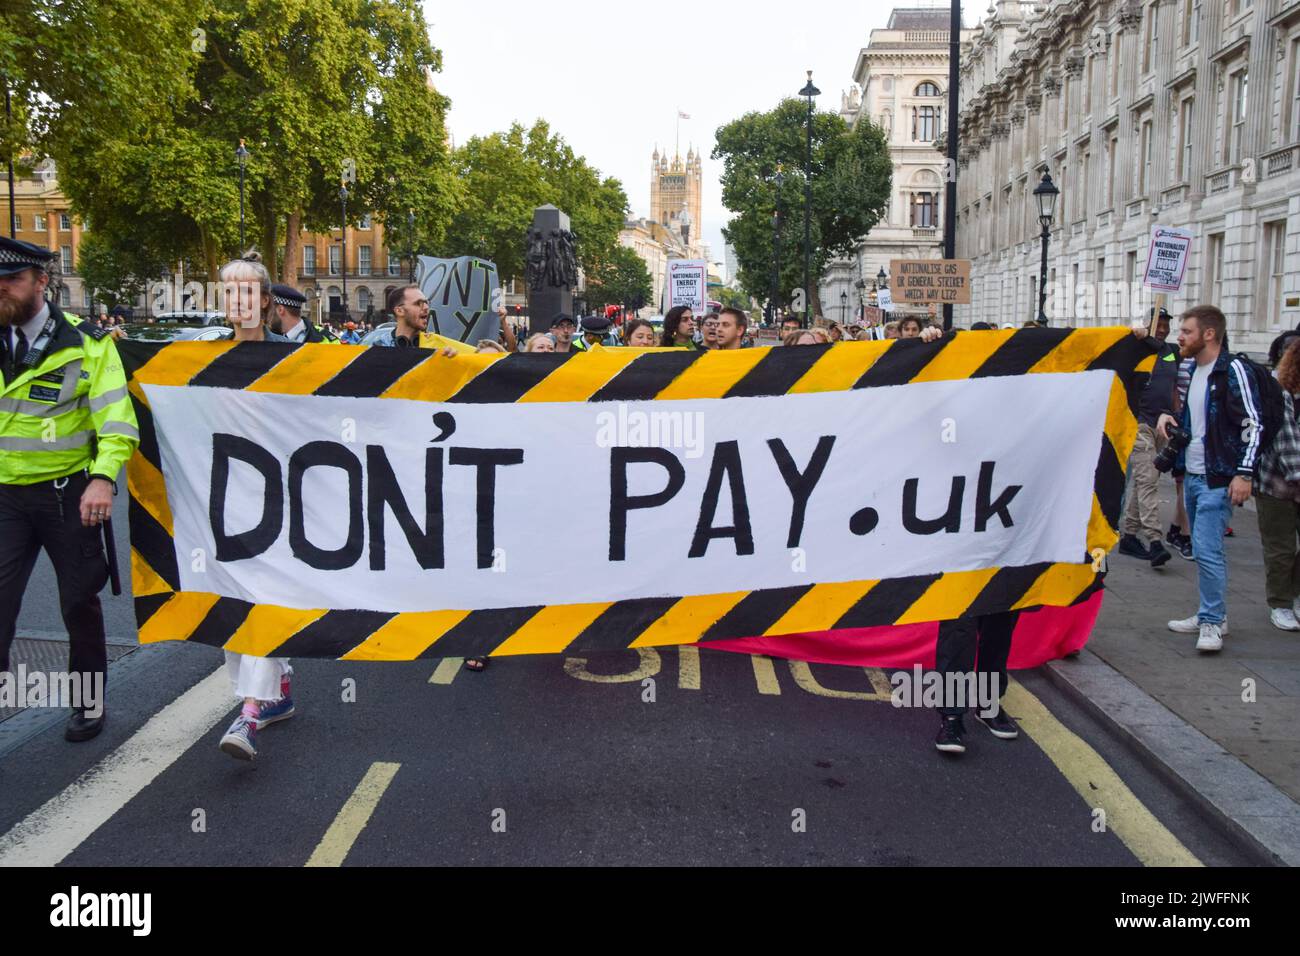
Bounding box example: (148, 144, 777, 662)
(1232, 353, 1285, 467)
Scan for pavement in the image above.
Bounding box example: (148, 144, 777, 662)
(0, 481, 1294, 867)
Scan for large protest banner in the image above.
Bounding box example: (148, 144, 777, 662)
(415, 255, 501, 343)
(118, 329, 1153, 661)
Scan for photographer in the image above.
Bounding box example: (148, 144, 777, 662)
(1157, 306, 1263, 653)
(1118, 308, 1177, 568)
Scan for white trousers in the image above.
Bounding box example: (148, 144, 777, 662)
(224, 652, 292, 701)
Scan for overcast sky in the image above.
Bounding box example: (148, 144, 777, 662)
(426, 0, 961, 274)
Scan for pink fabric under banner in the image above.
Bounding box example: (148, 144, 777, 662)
(701, 592, 1104, 669)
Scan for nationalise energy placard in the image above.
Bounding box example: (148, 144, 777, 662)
(117, 329, 1154, 660)
(890, 259, 972, 306)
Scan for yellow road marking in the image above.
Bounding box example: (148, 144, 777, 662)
(751, 655, 781, 695)
(429, 658, 463, 685)
(1004, 682, 1202, 867)
(677, 647, 701, 690)
(563, 648, 661, 683)
(305, 762, 401, 868)
(866, 668, 895, 698)
(788, 660, 889, 700)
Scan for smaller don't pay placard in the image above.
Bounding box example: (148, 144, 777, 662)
(890, 258, 971, 305)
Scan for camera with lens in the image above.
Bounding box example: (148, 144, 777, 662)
(1154, 426, 1191, 474)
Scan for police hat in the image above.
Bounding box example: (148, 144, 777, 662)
(271, 283, 307, 312)
(0, 236, 56, 277)
(550, 312, 575, 328)
(580, 314, 612, 334)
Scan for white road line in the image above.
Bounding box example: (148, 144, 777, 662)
(0, 667, 232, 867)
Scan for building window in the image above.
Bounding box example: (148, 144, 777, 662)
(1286, 38, 1300, 144)
(1080, 150, 1091, 220)
(59, 213, 71, 231)
(1262, 220, 1286, 329)
(58, 286, 71, 307)
(60, 245, 73, 272)
(913, 106, 939, 142)
(915, 81, 941, 97)
(387, 253, 401, 277)
(359, 245, 372, 275)
(359, 213, 372, 229)
(329, 245, 341, 275)
(1096, 256, 1108, 319)
(9, 213, 18, 233)
(1105, 132, 1118, 208)
(912, 192, 936, 228)
(1224, 68, 1248, 164)
(32, 213, 45, 232)
(303, 246, 316, 276)
(1138, 119, 1153, 193)
(1141, 4, 1157, 74)
(1206, 232, 1225, 303)
(1180, 0, 1198, 46)
(357, 287, 372, 313)
(1177, 98, 1194, 180)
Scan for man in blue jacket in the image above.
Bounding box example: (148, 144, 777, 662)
(1157, 305, 1263, 653)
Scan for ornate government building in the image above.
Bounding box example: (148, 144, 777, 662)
(821, 8, 974, 323)
(955, 0, 1300, 352)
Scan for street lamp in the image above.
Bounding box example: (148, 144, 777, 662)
(407, 209, 416, 283)
(771, 170, 784, 327)
(840, 289, 847, 326)
(877, 266, 889, 322)
(235, 140, 249, 249)
(799, 70, 820, 329)
(1033, 169, 1059, 326)
(338, 183, 349, 321)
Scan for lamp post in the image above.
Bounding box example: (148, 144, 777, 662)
(1033, 169, 1059, 326)
(877, 266, 889, 322)
(338, 183, 349, 321)
(942, 0, 960, 331)
(771, 170, 784, 326)
(799, 71, 820, 329)
(840, 289, 847, 326)
(407, 209, 416, 283)
(235, 140, 249, 249)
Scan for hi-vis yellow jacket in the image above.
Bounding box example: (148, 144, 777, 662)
(0, 304, 139, 485)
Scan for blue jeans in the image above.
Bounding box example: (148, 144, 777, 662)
(1184, 474, 1231, 625)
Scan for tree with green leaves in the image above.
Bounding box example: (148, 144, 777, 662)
(6, 0, 458, 282)
(585, 244, 652, 312)
(76, 232, 169, 313)
(441, 120, 628, 283)
(713, 100, 891, 319)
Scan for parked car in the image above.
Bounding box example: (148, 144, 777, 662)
(124, 322, 233, 342)
(151, 311, 227, 326)
(359, 322, 394, 345)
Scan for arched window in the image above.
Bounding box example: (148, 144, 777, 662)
(916, 82, 942, 97)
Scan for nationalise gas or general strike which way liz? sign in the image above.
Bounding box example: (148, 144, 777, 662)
(117, 329, 1153, 661)
(890, 259, 972, 306)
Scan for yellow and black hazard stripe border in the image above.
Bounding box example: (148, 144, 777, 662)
(119, 327, 1153, 660)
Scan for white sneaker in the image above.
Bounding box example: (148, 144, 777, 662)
(1168, 614, 1228, 635)
(1196, 622, 1224, 653)
(1270, 608, 1300, 632)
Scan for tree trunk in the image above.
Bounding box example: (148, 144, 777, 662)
(200, 227, 217, 285)
(809, 284, 824, 324)
(282, 211, 302, 284)
(260, 207, 278, 280)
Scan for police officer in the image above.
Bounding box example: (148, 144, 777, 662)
(0, 237, 139, 742)
(269, 284, 338, 343)
(574, 314, 614, 351)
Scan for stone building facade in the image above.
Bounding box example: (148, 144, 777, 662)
(820, 8, 973, 323)
(956, 0, 1300, 353)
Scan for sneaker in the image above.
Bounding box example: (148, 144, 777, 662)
(1166, 524, 1184, 546)
(1147, 540, 1172, 568)
(1168, 615, 1229, 635)
(1196, 622, 1224, 653)
(254, 696, 295, 729)
(219, 714, 258, 760)
(1269, 608, 1300, 632)
(976, 709, 1019, 739)
(1117, 534, 1151, 559)
(1174, 534, 1195, 560)
(934, 716, 966, 754)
